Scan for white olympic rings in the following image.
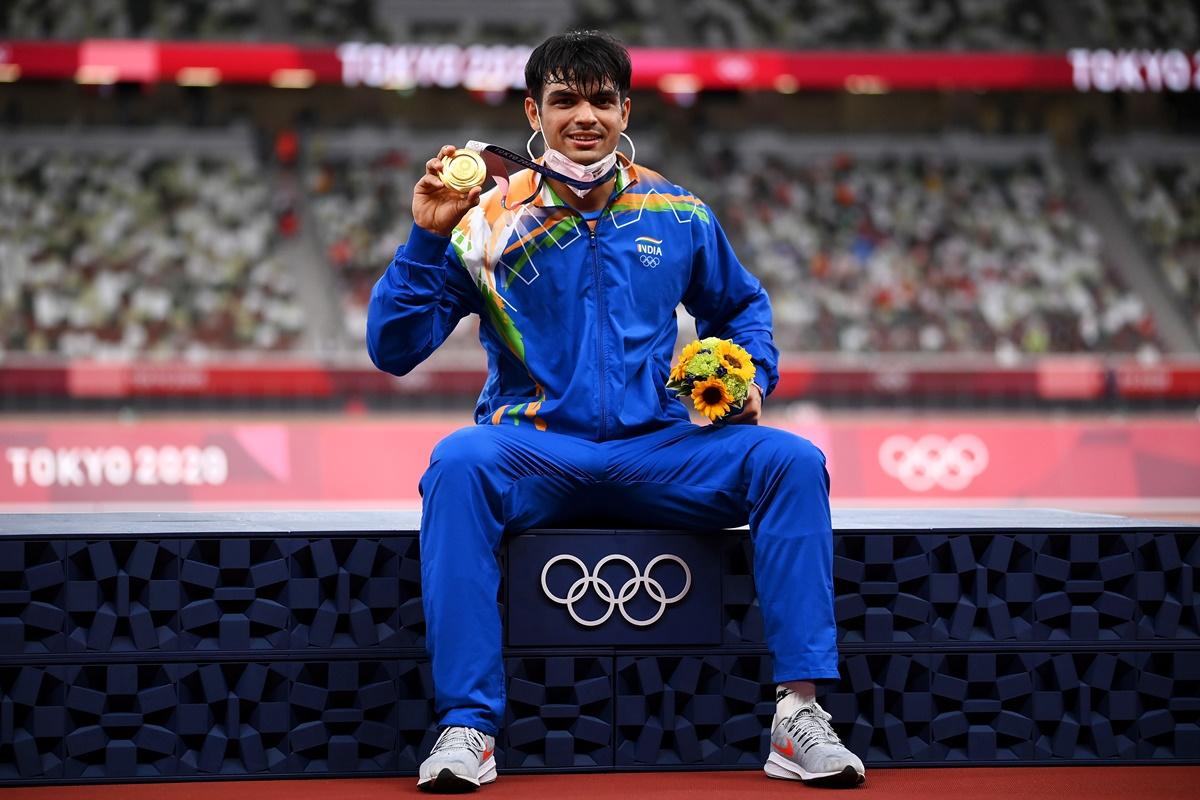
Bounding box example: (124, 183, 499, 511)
(878, 433, 990, 492)
(540, 553, 692, 627)
(639, 254, 661, 268)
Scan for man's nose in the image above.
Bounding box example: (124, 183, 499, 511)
(574, 103, 600, 124)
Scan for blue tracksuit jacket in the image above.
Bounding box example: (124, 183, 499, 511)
(366, 160, 778, 439)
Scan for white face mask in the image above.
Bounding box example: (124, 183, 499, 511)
(528, 111, 635, 198)
(539, 145, 619, 198)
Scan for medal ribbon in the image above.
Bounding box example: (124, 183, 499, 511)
(465, 140, 616, 207)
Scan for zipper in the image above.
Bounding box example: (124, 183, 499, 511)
(589, 224, 609, 441)
(586, 178, 636, 443)
(539, 171, 635, 442)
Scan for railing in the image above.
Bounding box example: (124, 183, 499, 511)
(3, 354, 1199, 404)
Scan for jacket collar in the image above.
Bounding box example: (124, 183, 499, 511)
(509, 154, 640, 210)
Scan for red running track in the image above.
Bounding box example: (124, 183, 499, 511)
(3, 768, 1196, 800)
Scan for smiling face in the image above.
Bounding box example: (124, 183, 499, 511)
(525, 80, 630, 165)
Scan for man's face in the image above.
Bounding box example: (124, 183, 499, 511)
(525, 80, 630, 165)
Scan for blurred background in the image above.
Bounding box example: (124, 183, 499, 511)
(0, 0, 1197, 518)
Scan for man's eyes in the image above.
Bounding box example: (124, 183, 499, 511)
(552, 97, 615, 108)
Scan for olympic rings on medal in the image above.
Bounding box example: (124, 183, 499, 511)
(540, 553, 692, 627)
(878, 434, 989, 492)
(639, 254, 660, 268)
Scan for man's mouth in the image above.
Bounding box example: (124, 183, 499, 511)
(566, 133, 603, 146)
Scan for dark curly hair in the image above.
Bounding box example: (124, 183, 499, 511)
(524, 30, 632, 105)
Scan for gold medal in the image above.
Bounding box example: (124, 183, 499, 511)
(441, 149, 487, 193)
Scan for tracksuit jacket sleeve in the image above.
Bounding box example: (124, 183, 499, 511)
(681, 207, 780, 397)
(366, 223, 481, 376)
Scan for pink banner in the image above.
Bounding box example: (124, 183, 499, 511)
(11, 358, 1200, 401)
(2, 40, 1077, 91)
(1, 416, 1196, 514)
(6, 41, 1199, 94)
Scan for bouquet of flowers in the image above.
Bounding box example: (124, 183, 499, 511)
(667, 336, 757, 422)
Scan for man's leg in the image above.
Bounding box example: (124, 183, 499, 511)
(604, 423, 863, 786)
(418, 424, 600, 733)
(603, 423, 838, 682)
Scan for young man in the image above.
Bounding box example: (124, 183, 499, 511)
(367, 31, 865, 793)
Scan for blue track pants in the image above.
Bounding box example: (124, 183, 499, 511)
(418, 420, 837, 735)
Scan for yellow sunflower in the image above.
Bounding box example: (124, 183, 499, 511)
(691, 376, 733, 421)
(715, 340, 756, 381)
(670, 339, 706, 382)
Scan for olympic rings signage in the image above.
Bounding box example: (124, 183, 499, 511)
(878, 434, 989, 492)
(540, 553, 691, 628)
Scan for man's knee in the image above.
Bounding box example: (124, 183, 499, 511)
(427, 427, 505, 476)
(749, 429, 828, 486)
(421, 428, 512, 499)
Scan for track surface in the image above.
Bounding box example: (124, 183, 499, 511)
(4, 767, 1197, 800)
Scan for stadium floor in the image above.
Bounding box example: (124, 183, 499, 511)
(5, 768, 1196, 799)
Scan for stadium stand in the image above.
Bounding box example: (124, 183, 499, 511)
(574, 0, 1052, 50)
(0, 128, 304, 358)
(8, 0, 1174, 50)
(6, 0, 1197, 52)
(1103, 148, 1200, 342)
(306, 147, 425, 349)
(1, 0, 261, 41)
(0, 126, 1172, 359)
(1075, 0, 1200, 50)
(0, 0, 383, 42)
(677, 135, 1159, 356)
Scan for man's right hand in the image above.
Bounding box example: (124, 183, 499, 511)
(413, 145, 484, 237)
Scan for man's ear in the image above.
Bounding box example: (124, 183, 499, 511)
(524, 96, 541, 131)
(620, 95, 631, 130)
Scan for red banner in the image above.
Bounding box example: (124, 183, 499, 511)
(1, 39, 1078, 91)
(1, 416, 1196, 514)
(7, 358, 1200, 402)
(7, 41, 1199, 93)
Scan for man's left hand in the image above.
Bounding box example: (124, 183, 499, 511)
(724, 383, 762, 425)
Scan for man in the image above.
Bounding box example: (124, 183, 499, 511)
(367, 31, 865, 793)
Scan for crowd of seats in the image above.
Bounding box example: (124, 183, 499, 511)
(11, 0, 1196, 51)
(2, 0, 258, 41)
(0, 148, 303, 357)
(0, 0, 383, 43)
(305, 146, 481, 355)
(307, 149, 417, 349)
(1108, 158, 1200, 340)
(690, 149, 1159, 356)
(576, 0, 1050, 50)
(0, 132, 1178, 360)
(1075, 0, 1200, 50)
(8, 0, 1198, 51)
(300, 139, 1161, 357)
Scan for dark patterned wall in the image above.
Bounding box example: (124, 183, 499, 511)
(0, 514, 1196, 785)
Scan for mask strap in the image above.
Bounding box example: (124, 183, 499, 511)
(618, 131, 636, 169)
(526, 128, 545, 161)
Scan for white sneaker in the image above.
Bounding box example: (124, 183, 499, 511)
(764, 686, 865, 787)
(417, 726, 497, 793)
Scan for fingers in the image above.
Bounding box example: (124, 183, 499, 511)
(424, 145, 458, 188)
(425, 145, 455, 172)
(416, 172, 444, 192)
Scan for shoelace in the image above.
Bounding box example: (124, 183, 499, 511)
(783, 705, 843, 750)
(431, 726, 487, 755)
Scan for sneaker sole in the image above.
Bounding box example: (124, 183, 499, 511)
(765, 752, 865, 787)
(417, 759, 497, 793)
